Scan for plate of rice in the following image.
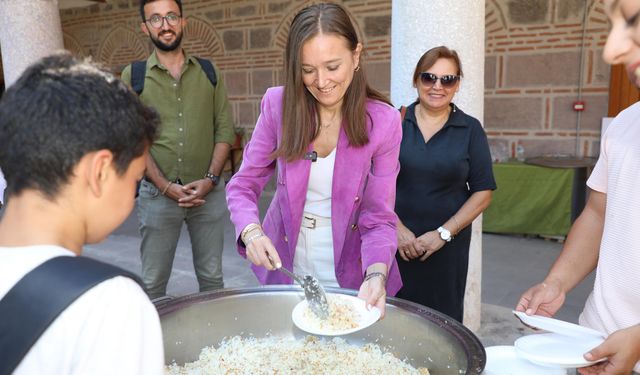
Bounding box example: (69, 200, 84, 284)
(292, 293, 381, 335)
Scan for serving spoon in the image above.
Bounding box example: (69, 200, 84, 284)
(267, 254, 330, 320)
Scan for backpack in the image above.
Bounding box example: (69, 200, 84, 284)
(130, 56, 217, 95)
(129, 56, 219, 196)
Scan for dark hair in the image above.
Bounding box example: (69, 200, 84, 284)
(0, 53, 159, 199)
(139, 0, 183, 21)
(276, 3, 391, 161)
(412, 46, 464, 86)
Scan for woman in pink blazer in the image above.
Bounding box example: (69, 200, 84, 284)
(226, 3, 401, 315)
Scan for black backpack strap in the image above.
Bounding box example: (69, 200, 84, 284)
(0, 256, 142, 375)
(131, 60, 147, 95)
(194, 57, 217, 87)
(131, 58, 216, 95)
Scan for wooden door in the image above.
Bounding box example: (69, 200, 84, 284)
(608, 64, 640, 117)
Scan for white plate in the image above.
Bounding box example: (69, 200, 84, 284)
(292, 293, 381, 336)
(514, 333, 606, 368)
(484, 346, 566, 375)
(513, 311, 605, 339)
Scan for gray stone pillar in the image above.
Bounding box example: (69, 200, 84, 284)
(391, 0, 486, 331)
(0, 0, 64, 87)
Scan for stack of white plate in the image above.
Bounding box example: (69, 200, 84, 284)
(483, 311, 607, 375)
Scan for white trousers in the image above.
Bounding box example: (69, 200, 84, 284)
(293, 212, 339, 287)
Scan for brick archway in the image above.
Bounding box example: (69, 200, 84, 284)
(63, 33, 84, 57)
(182, 16, 223, 59)
(97, 25, 149, 72)
(273, 1, 362, 51)
(586, 0, 608, 27)
(486, 0, 508, 35)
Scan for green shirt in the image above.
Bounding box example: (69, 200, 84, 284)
(122, 51, 235, 184)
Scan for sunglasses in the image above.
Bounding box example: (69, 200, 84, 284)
(419, 72, 460, 88)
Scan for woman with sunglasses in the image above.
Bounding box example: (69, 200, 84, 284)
(517, 1, 640, 373)
(226, 3, 402, 316)
(394, 46, 495, 322)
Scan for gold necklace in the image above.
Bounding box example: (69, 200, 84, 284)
(319, 112, 340, 131)
(320, 121, 334, 130)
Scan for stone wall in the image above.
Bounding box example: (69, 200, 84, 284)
(485, 0, 609, 158)
(57, 0, 609, 158)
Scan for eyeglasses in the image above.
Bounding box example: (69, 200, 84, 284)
(145, 13, 181, 29)
(419, 72, 460, 88)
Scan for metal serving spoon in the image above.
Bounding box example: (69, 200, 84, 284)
(267, 254, 330, 320)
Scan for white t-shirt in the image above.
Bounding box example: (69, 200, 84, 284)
(0, 245, 165, 374)
(580, 102, 640, 372)
(304, 147, 336, 217)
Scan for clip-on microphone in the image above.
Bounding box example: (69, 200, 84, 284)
(304, 151, 318, 162)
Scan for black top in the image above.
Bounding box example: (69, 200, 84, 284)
(395, 102, 496, 234)
(394, 101, 496, 322)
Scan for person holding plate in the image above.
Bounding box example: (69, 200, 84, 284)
(226, 3, 402, 316)
(517, 0, 640, 373)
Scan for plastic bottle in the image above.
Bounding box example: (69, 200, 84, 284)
(516, 144, 525, 162)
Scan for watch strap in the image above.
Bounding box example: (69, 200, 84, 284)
(204, 172, 220, 185)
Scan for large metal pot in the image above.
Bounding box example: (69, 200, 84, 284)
(157, 286, 486, 374)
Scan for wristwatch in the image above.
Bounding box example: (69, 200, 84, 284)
(204, 172, 220, 185)
(437, 226, 452, 242)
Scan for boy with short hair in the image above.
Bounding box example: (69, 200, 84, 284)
(0, 53, 164, 374)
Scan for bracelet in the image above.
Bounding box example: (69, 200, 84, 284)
(241, 223, 262, 242)
(244, 232, 264, 246)
(364, 271, 387, 284)
(452, 215, 460, 234)
(242, 228, 262, 244)
(161, 181, 173, 195)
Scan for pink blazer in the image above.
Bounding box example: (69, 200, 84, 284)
(226, 87, 402, 295)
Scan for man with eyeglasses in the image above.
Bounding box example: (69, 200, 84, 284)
(517, 1, 640, 373)
(121, 0, 235, 300)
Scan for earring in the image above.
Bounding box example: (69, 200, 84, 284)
(354, 66, 360, 72)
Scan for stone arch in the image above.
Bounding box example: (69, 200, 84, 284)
(273, 1, 363, 50)
(485, 0, 508, 35)
(97, 25, 149, 71)
(586, 0, 608, 27)
(63, 32, 84, 57)
(274, 1, 318, 50)
(182, 16, 223, 59)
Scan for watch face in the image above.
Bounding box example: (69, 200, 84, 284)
(438, 227, 451, 241)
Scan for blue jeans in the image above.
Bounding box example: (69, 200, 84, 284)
(137, 179, 227, 299)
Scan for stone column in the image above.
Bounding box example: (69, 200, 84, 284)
(0, 0, 64, 87)
(390, 0, 486, 332)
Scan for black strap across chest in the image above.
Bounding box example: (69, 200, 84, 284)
(0, 256, 141, 375)
(131, 56, 217, 95)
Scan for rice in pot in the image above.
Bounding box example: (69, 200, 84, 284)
(166, 335, 430, 374)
